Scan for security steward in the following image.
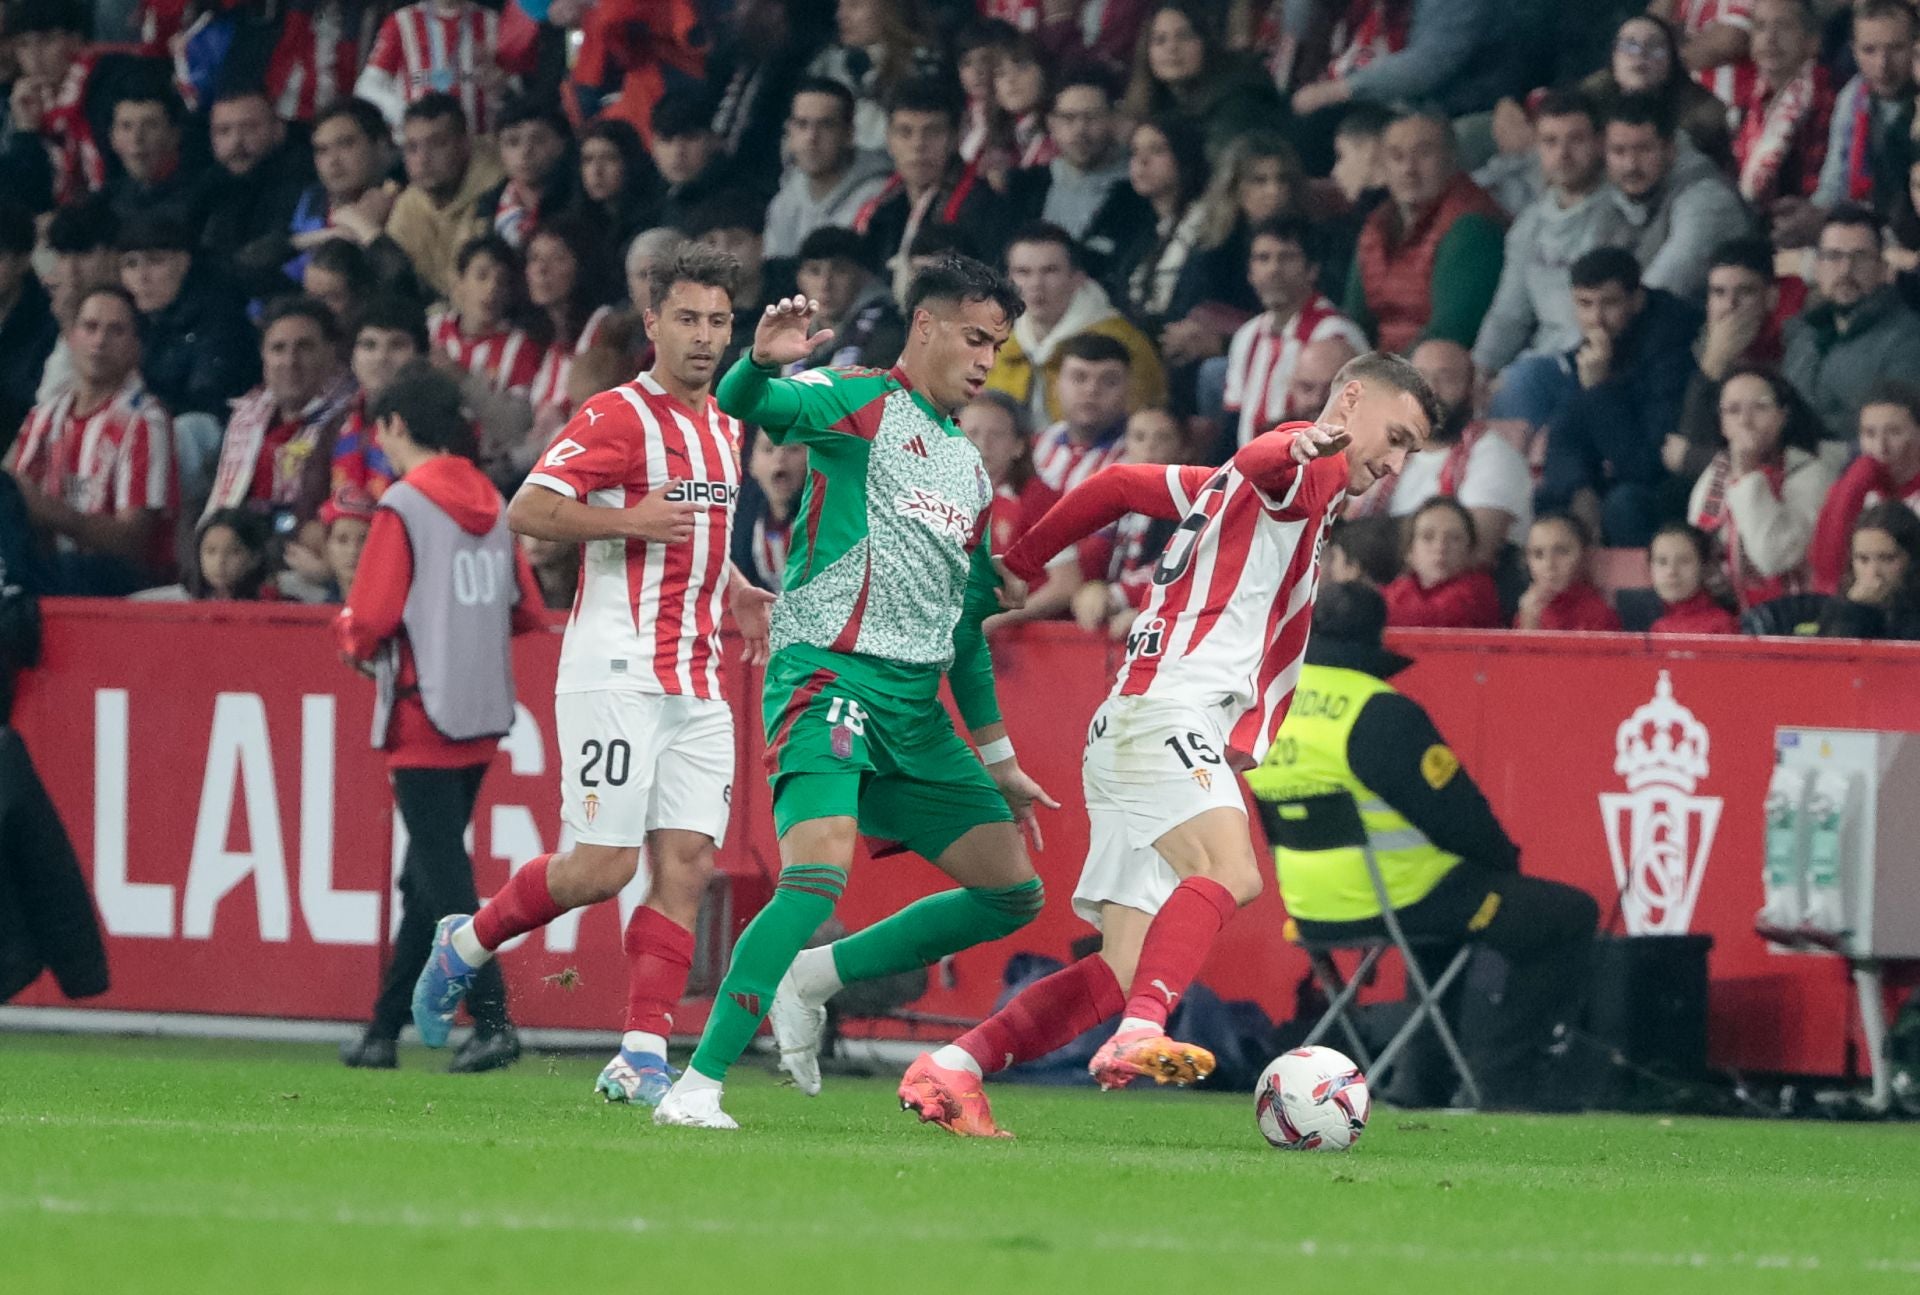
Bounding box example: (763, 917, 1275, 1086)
(1245, 583, 1598, 1108)
(335, 362, 548, 1073)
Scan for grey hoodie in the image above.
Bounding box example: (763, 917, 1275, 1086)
(1472, 184, 1635, 374)
(1607, 140, 1753, 305)
(763, 150, 894, 260)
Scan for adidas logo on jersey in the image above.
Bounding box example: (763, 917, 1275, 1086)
(664, 480, 738, 506)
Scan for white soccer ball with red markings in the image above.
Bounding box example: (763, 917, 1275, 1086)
(1254, 1046, 1371, 1151)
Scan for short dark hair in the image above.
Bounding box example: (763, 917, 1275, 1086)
(0, 202, 38, 256)
(1056, 332, 1131, 369)
(1709, 236, 1775, 280)
(76, 283, 140, 327)
(907, 223, 974, 260)
(210, 85, 274, 113)
(1822, 202, 1883, 245)
(351, 295, 430, 353)
(1862, 379, 1920, 426)
(1534, 87, 1600, 130)
(370, 360, 475, 458)
(1248, 215, 1316, 258)
(1652, 520, 1715, 566)
(796, 226, 877, 273)
(116, 213, 194, 255)
(112, 84, 185, 129)
(403, 91, 468, 130)
(1331, 351, 1444, 438)
(456, 232, 519, 277)
(1405, 495, 1478, 555)
(1334, 102, 1394, 141)
(1604, 91, 1676, 141)
(9, 0, 88, 37)
(1051, 69, 1116, 110)
(886, 76, 963, 127)
(46, 199, 118, 255)
(789, 76, 857, 125)
(1328, 517, 1401, 585)
(1570, 246, 1643, 292)
(1005, 220, 1080, 267)
(685, 189, 765, 240)
(314, 97, 390, 148)
(647, 243, 740, 313)
(260, 294, 342, 347)
(956, 17, 1019, 57)
(651, 88, 713, 140)
(903, 253, 1024, 325)
(1716, 362, 1823, 455)
(496, 93, 571, 139)
(1531, 511, 1594, 550)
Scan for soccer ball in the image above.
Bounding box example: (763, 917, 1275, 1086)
(1254, 1046, 1371, 1151)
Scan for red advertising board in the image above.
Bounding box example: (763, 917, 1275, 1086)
(9, 602, 1916, 1075)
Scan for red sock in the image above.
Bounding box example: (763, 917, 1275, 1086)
(1124, 877, 1239, 1027)
(623, 905, 695, 1036)
(955, 956, 1125, 1076)
(471, 855, 567, 951)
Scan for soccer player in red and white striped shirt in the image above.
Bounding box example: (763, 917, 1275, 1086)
(5, 286, 175, 592)
(899, 352, 1439, 1134)
(354, 0, 518, 134)
(1224, 218, 1371, 449)
(409, 246, 776, 1107)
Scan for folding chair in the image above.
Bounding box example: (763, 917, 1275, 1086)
(1259, 791, 1483, 1108)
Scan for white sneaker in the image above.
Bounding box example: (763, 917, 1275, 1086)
(652, 1083, 739, 1130)
(770, 965, 828, 1096)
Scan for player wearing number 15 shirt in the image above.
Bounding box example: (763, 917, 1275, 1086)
(897, 352, 1441, 1136)
(410, 247, 777, 1108)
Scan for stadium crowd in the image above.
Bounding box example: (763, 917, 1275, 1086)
(2, 0, 1920, 642)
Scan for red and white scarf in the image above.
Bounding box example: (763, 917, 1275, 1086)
(1694, 452, 1809, 608)
(1328, 0, 1410, 80)
(205, 376, 359, 515)
(1735, 60, 1823, 205)
(1349, 422, 1484, 519)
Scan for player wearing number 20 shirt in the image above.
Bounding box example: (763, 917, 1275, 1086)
(409, 248, 776, 1110)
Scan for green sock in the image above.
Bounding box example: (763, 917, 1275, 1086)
(689, 864, 846, 1082)
(831, 877, 1044, 985)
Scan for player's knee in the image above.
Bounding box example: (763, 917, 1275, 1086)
(971, 876, 1044, 936)
(573, 845, 641, 904)
(1215, 858, 1264, 908)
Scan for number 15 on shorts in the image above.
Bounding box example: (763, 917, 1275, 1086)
(826, 696, 868, 759)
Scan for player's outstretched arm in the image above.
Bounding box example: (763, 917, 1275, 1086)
(508, 481, 695, 545)
(713, 296, 841, 433)
(1002, 463, 1215, 583)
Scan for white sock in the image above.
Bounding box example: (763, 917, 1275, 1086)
(930, 1044, 983, 1078)
(1118, 1016, 1159, 1035)
(788, 945, 844, 1005)
(622, 1030, 668, 1058)
(450, 919, 492, 967)
(676, 1068, 723, 1095)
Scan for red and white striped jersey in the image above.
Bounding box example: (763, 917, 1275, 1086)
(524, 371, 743, 700)
(529, 305, 616, 414)
(1677, 0, 1759, 107)
(357, 1, 506, 133)
(1032, 420, 1126, 494)
(429, 309, 543, 394)
(1005, 425, 1349, 762)
(1223, 298, 1370, 448)
(264, 6, 360, 123)
(8, 374, 175, 521)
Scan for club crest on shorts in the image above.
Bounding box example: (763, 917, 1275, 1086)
(583, 792, 600, 826)
(1190, 767, 1213, 792)
(831, 723, 854, 759)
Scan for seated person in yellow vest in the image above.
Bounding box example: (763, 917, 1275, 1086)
(1245, 584, 1598, 1109)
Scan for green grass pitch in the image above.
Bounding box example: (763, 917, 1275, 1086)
(3, 1034, 1918, 1295)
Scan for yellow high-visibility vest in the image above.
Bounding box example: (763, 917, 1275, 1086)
(1244, 664, 1460, 922)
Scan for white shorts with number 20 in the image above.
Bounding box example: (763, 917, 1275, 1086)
(555, 690, 735, 847)
(1074, 694, 1247, 929)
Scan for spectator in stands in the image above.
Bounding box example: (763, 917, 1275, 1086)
(1890, 158, 1920, 308)
(807, 0, 941, 152)
(355, 0, 522, 135)
(4, 285, 173, 595)
(1288, 0, 1501, 122)
(1282, 334, 1361, 420)
(1534, 247, 1701, 545)
(1776, 0, 1918, 247)
(689, 191, 772, 326)
(1647, 521, 1741, 634)
(1222, 216, 1369, 450)
(521, 215, 619, 452)
(573, 120, 658, 253)
(475, 96, 573, 253)
(702, 0, 813, 194)
(1731, 0, 1833, 210)
(764, 78, 891, 264)
(103, 85, 210, 230)
(1070, 406, 1189, 639)
(201, 89, 317, 301)
(1344, 109, 1505, 354)
(1162, 132, 1299, 373)
(960, 389, 1048, 555)
(181, 509, 277, 602)
(303, 239, 380, 331)
(648, 89, 730, 234)
(1602, 92, 1751, 305)
(1687, 364, 1836, 610)
(1006, 73, 1146, 272)
(1324, 515, 1403, 589)
(203, 296, 356, 559)
(1382, 497, 1505, 629)
(6, 0, 111, 207)
(1674, 0, 1753, 106)
(300, 486, 375, 604)
(1121, 1, 1280, 155)
(987, 31, 1054, 174)
(991, 221, 1164, 423)
(521, 531, 579, 609)
(36, 202, 120, 408)
(334, 296, 430, 504)
(859, 78, 1011, 297)
(955, 19, 1010, 165)
(1033, 333, 1134, 495)
(0, 204, 57, 459)
(1668, 238, 1788, 489)
(1112, 114, 1211, 334)
(1391, 339, 1532, 566)
(1811, 380, 1920, 592)
(433, 236, 541, 400)
(1515, 513, 1620, 631)
(1582, 13, 1731, 163)
(1474, 90, 1631, 380)
(1815, 501, 1920, 639)
(277, 99, 398, 291)
(730, 425, 805, 593)
(1784, 205, 1920, 439)
(387, 93, 501, 302)
(791, 227, 903, 371)
(624, 227, 686, 315)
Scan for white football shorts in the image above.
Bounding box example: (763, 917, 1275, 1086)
(554, 690, 735, 847)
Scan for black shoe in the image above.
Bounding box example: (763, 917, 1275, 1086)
(340, 1032, 398, 1069)
(450, 1025, 521, 1074)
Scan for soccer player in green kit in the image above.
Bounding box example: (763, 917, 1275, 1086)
(654, 256, 1058, 1131)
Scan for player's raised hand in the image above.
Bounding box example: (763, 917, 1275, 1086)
(729, 582, 777, 665)
(990, 762, 1061, 853)
(753, 296, 835, 368)
(990, 555, 1028, 611)
(625, 490, 698, 543)
(1290, 422, 1351, 463)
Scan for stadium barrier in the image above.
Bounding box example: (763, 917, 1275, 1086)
(8, 600, 1918, 1076)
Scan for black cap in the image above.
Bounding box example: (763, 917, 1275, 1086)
(1304, 581, 1413, 678)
